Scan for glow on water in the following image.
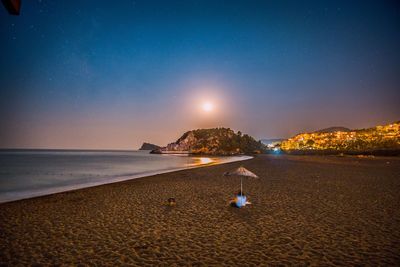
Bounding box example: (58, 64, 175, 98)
(185, 157, 215, 167)
(198, 157, 213, 165)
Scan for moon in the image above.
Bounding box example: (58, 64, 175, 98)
(202, 101, 214, 112)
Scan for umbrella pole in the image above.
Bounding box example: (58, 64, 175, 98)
(240, 177, 243, 196)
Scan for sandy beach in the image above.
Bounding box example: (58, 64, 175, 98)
(1, 155, 399, 266)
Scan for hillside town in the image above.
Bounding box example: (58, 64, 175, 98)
(280, 122, 400, 151)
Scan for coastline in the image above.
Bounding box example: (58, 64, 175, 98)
(0, 155, 252, 204)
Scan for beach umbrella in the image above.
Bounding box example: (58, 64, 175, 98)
(224, 166, 258, 196)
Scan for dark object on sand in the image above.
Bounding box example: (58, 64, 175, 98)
(2, 0, 21, 15)
(167, 198, 176, 206)
(230, 190, 251, 208)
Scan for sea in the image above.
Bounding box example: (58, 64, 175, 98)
(0, 150, 251, 203)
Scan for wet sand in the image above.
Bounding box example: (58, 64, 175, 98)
(1, 155, 400, 266)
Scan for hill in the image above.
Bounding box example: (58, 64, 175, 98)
(152, 128, 265, 155)
(139, 142, 161, 151)
(281, 121, 400, 153)
(314, 127, 351, 133)
(260, 138, 284, 145)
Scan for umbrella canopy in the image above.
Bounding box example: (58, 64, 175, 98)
(228, 166, 258, 178)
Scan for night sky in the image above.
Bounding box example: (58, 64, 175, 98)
(1, 0, 399, 149)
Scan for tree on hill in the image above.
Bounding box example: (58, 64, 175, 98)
(170, 128, 265, 155)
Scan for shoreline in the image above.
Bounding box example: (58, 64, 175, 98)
(0, 155, 253, 204)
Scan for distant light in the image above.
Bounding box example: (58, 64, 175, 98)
(202, 101, 213, 112)
(199, 157, 213, 164)
(273, 147, 280, 152)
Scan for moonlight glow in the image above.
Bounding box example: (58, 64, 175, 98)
(202, 102, 214, 112)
